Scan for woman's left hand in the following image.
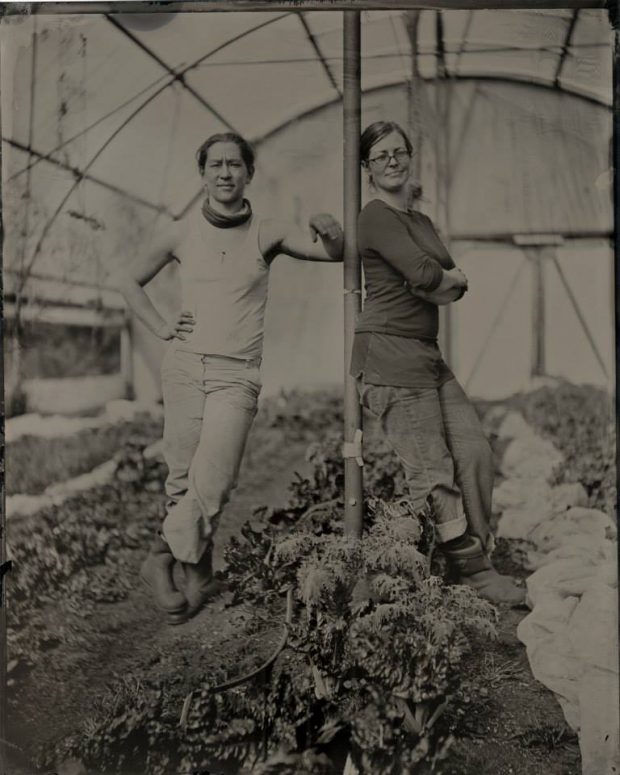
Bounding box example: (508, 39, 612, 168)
(406, 282, 467, 305)
(309, 213, 343, 243)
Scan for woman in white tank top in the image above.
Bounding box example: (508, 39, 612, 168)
(113, 133, 343, 624)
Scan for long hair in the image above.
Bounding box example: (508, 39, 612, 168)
(195, 132, 256, 178)
(360, 121, 413, 165)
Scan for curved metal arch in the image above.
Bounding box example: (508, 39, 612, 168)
(253, 70, 611, 144)
(17, 11, 295, 278)
(8, 11, 293, 182)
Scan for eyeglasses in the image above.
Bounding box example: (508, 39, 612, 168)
(367, 149, 412, 170)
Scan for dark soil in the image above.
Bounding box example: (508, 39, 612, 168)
(7, 419, 312, 771)
(444, 608, 580, 775)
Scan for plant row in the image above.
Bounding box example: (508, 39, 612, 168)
(6, 394, 349, 676)
(55, 431, 497, 775)
(508, 381, 616, 517)
(5, 415, 164, 496)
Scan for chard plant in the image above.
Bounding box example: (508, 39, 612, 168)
(48, 425, 497, 775)
(176, 453, 497, 775)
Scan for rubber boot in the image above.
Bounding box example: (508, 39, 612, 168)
(182, 543, 225, 619)
(140, 534, 188, 625)
(443, 536, 525, 606)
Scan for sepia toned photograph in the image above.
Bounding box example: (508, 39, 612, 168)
(0, 3, 617, 774)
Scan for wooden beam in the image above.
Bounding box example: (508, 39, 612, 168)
(451, 229, 612, 242)
(4, 302, 127, 328)
(514, 234, 566, 246)
(4, 270, 126, 309)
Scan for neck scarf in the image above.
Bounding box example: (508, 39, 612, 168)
(202, 197, 252, 229)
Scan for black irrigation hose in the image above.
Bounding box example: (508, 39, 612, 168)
(180, 586, 294, 728)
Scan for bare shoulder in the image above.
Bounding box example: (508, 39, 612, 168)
(149, 216, 188, 260)
(258, 216, 288, 263)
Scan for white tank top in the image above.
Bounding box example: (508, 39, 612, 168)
(174, 210, 269, 360)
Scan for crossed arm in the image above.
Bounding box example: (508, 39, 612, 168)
(261, 214, 466, 304)
(359, 203, 467, 305)
(407, 282, 467, 306)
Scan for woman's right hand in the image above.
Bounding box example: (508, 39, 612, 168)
(446, 267, 468, 289)
(155, 311, 195, 341)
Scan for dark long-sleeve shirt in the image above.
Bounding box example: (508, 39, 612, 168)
(351, 199, 456, 388)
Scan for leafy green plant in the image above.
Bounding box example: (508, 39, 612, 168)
(166, 497, 495, 775)
(177, 457, 496, 774)
(5, 416, 163, 495)
(509, 382, 616, 517)
(261, 389, 343, 441)
(18, 385, 607, 775)
(278, 500, 495, 773)
(51, 434, 496, 775)
(516, 723, 578, 750)
(6, 430, 170, 681)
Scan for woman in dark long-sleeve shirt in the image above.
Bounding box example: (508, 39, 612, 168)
(351, 120, 524, 606)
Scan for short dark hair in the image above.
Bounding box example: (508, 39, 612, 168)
(196, 132, 256, 178)
(360, 121, 413, 165)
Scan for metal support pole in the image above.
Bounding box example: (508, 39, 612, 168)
(404, 10, 423, 188)
(434, 12, 454, 367)
(551, 252, 609, 380)
(611, 1, 620, 671)
(440, 110, 454, 368)
(614, 15, 620, 398)
(0, 22, 38, 771)
(343, 11, 363, 538)
(529, 248, 547, 377)
(120, 313, 135, 400)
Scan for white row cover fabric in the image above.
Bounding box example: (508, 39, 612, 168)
(493, 407, 619, 775)
(5, 399, 162, 443)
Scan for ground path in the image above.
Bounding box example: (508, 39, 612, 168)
(7, 423, 312, 772)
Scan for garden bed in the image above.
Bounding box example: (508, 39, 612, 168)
(6, 385, 610, 775)
(508, 381, 616, 518)
(5, 415, 163, 496)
